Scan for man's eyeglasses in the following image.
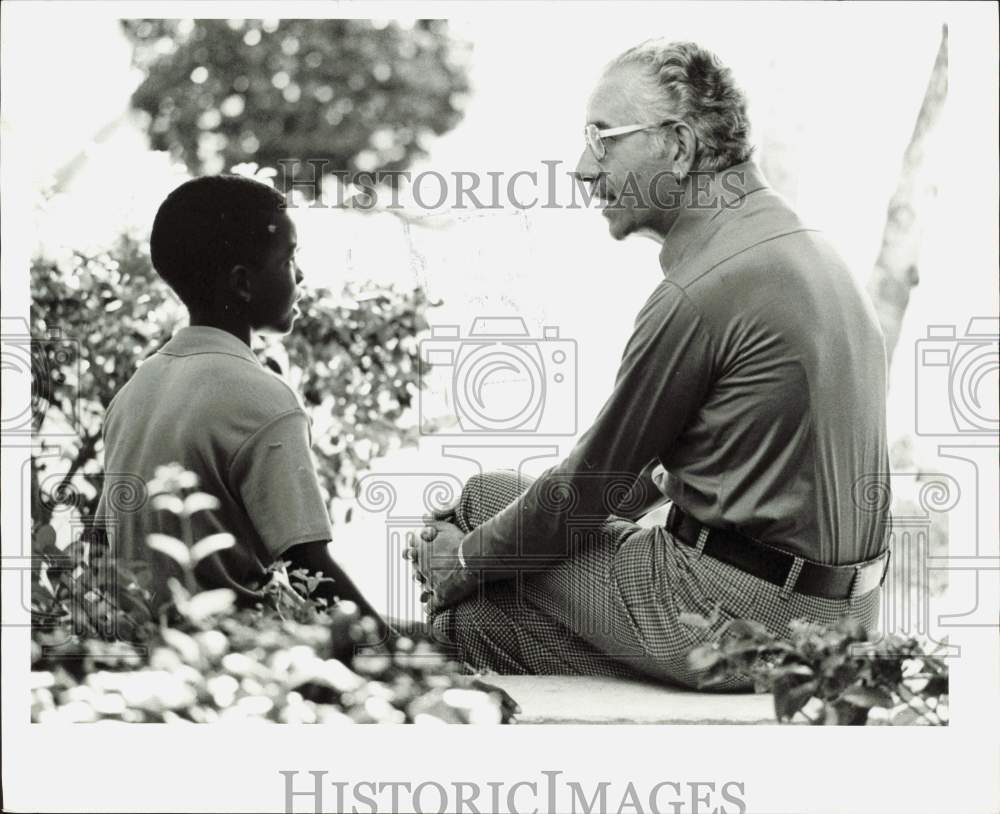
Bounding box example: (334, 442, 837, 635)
(583, 119, 685, 161)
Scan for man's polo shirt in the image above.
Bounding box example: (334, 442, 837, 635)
(464, 162, 890, 568)
(95, 326, 332, 603)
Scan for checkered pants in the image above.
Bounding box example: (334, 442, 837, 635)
(431, 471, 881, 689)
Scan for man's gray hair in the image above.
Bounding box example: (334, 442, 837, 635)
(609, 40, 753, 172)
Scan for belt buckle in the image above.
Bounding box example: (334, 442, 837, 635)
(850, 550, 891, 600)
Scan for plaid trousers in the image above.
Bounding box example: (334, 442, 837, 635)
(431, 471, 881, 689)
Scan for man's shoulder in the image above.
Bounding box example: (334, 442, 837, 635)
(676, 193, 815, 286)
(672, 196, 849, 314)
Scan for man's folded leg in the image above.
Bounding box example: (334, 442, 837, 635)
(431, 516, 649, 680)
(432, 471, 883, 688)
(430, 471, 753, 687)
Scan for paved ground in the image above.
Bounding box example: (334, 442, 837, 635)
(484, 675, 776, 725)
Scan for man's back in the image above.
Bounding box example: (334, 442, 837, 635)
(660, 166, 890, 563)
(463, 163, 890, 571)
(96, 326, 332, 602)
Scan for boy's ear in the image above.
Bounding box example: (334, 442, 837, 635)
(228, 264, 253, 304)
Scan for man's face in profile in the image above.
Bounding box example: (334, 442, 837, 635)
(574, 63, 681, 242)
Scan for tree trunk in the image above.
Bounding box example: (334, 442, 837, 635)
(867, 25, 948, 367)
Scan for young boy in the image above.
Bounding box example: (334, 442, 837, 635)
(94, 175, 382, 624)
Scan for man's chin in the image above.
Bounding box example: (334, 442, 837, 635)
(604, 209, 634, 241)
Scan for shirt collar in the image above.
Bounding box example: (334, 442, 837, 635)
(658, 161, 770, 277)
(159, 325, 261, 365)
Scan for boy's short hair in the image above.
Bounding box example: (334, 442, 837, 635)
(150, 175, 287, 310)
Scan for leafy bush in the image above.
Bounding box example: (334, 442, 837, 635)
(274, 281, 435, 499)
(31, 465, 517, 725)
(122, 18, 470, 185)
(684, 613, 949, 725)
(30, 233, 186, 526)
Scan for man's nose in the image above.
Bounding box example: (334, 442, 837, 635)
(573, 146, 601, 183)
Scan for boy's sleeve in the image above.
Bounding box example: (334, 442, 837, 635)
(229, 409, 333, 558)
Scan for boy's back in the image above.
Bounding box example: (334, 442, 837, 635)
(90, 174, 381, 625)
(97, 325, 332, 602)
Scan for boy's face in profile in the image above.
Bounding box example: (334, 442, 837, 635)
(247, 211, 302, 335)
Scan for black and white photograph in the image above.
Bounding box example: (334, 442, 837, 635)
(1, 1, 997, 813)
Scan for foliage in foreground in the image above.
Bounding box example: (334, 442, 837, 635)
(683, 612, 949, 725)
(31, 466, 516, 725)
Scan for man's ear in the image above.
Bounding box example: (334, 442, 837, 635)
(670, 122, 697, 181)
(228, 264, 253, 305)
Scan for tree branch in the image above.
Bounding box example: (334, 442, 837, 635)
(867, 25, 948, 366)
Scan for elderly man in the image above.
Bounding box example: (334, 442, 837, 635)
(410, 40, 891, 687)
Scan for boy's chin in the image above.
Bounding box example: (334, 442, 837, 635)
(260, 309, 300, 336)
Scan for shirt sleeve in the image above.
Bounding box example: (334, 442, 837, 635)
(229, 409, 333, 559)
(461, 281, 717, 570)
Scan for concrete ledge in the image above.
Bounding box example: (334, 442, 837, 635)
(485, 675, 775, 725)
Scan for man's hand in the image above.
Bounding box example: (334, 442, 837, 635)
(403, 516, 477, 613)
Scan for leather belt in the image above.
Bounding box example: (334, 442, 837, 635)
(664, 504, 890, 600)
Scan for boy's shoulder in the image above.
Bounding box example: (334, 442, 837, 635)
(108, 328, 305, 428)
(201, 353, 303, 414)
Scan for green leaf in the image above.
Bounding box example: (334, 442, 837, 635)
(720, 642, 764, 662)
(183, 492, 221, 515)
(835, 616, 868, 642)
(772, 664, 814, 680)
(822, 702, 840, 725)
(161, 627, 201, 664)
(687, 645, 723, 672)
(832, 700, 871, 725)
(184, 589, 237, 622)
(725, 618, 769, 640)
(190, 533, 236, 563)
(698, 672, 735, 688)
(146, 533, 190, 567)
(151, 494, 185, 515)
(841, 685, 894, 709)
(774, 679, 818, 721)
(922, 675, 948, 696)
(890, 706, 922, 725)
(166, 577, 191, 606)
(678, 612, 712, 630)
(32, 524, 59, 555)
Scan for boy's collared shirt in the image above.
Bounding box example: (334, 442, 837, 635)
(95, 325, 332, 603)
